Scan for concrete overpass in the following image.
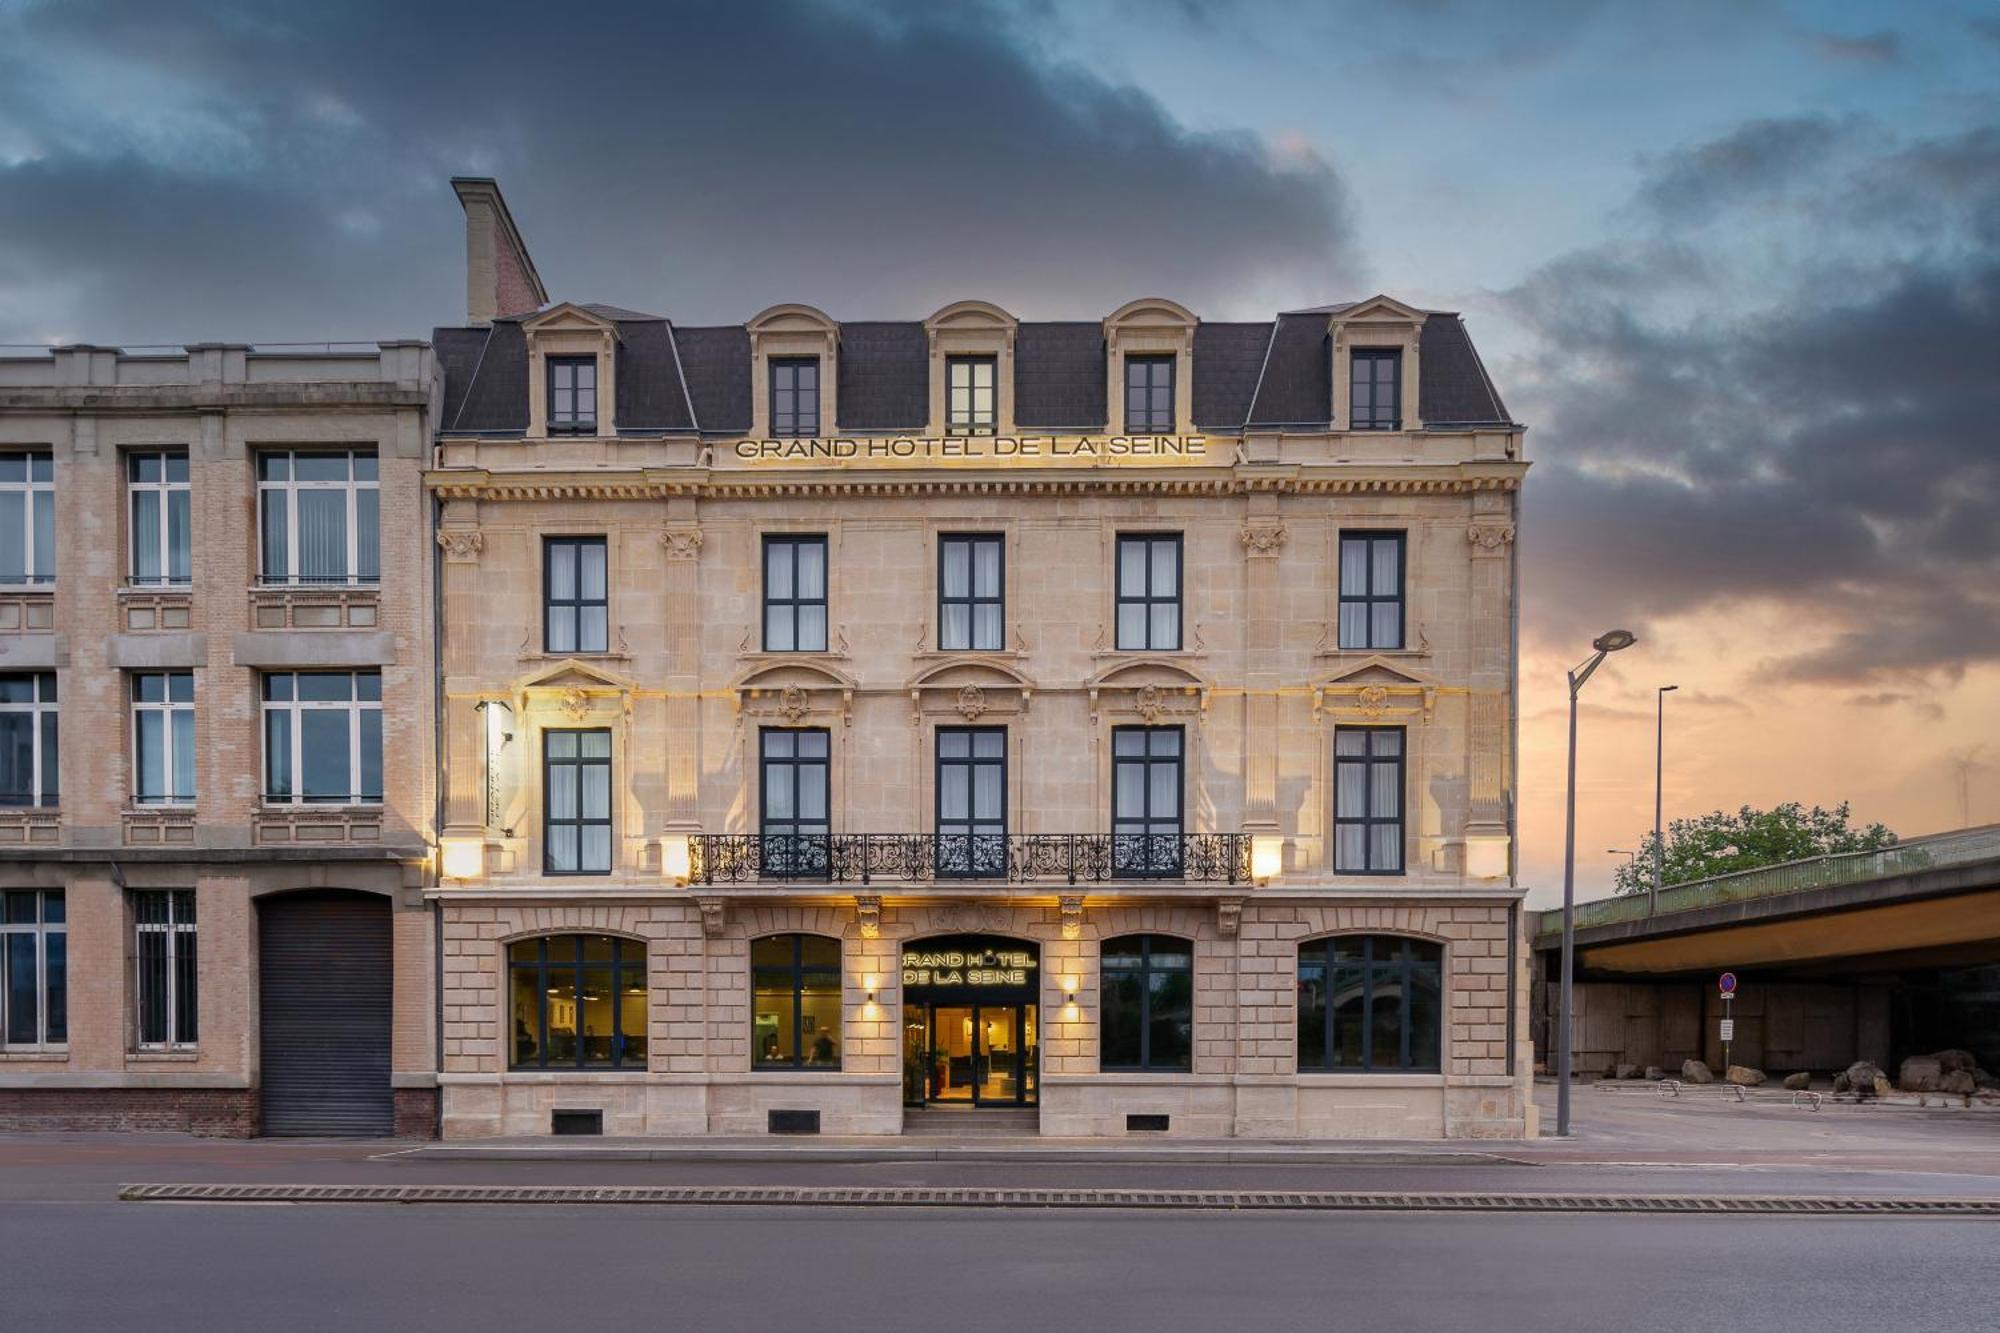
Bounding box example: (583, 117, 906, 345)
(1529, 826, 2000, 1078)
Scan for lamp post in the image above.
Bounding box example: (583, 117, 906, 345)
(1608, 848, 1637, 867)
(1557, 628, 1637, 1139)
(1652, 685, 1677, 916)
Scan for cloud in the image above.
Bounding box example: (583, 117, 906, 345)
(0, 0, 1357, 343)
(1633, 116, 1855, 223)
(1804, 28, 1903, 63)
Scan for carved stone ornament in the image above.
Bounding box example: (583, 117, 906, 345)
(1059, 894, 1086, 941)
(696, 897, 728, 937)
(436, 528, 485, 561)
(558, 685, 590, 722)
(954, 683, 988, 721)
(778, 685, 811, 723)
(1466, 523, 1516, 552)
(1357, 685, 1390, 718)
(932, 903, 1012, 933)
(661, 527, 705, 560)
(855, 894, 882, 940)
(1134, 683, 1166, 722)
(1238, 522, 1289, 554)
(1216, 900, 1243, 937)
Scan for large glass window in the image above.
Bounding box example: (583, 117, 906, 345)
(0, 672, 58, 808)
(1115, 534, 1181, 651)
(1297, 936, 1441, 1071)
(128, 451, 191, 586)
(1111, 725, 1183, 876)
(751, 934, 842, 1068)
(508, 935, 646, 1069)
(544, 728, 612, 875)
(1338, 532, 1405, 650)
(544, 537, 608, 654)
(939, 534, 1004, 652)
(947, 356, 997, 435)
(2, 890, 65, 1049)
(257, 450, 379, 586)
(760, 728, 829, 876)
(1350, 349, 1402, 430)
(1334, 727, 1404, 874)
(1124, 355, 1175, 433)
(770, 357, 820, 437)
(547, 356, 597, 434)
(132, 671, 196, 805)
(762, 535, 828, 652)
(135, 889, 197, 1050)
(1100, 934, 1192, 1070)
(261, 671, 382, 805)
(936, 727, 1006, 878)
(0, 452, 55, 587)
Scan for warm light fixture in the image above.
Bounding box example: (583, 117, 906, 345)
(864, 974, 878, 1004)
(661, 833, 693, 886)
(440, 837, 483, 881)
(1250, 834, 1283, 885)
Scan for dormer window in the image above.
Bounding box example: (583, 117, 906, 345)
(770, 358, 820, 438)
(947, 356, 997, 435)
(1124, 355, 1175, 433)
(1350, 349, 1401, 430)
(547, 356, 597, 435)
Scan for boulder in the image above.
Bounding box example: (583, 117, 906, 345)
(1725, 1065, 1766, 1087)
(1872, 1075, 1895, 1099)
(1681, 1059, 1715, 1084)
(1839, 1061, 1886, 1098)
(1933, 1049, 1980, 1074)
(1783, 1072, 1812, 1091)
(1976, 1070, 1999, 1090)
(1615, 1063, 1641, 1080)
(1941, 1070, 1976, 1097)
(1899, 1055, 1944, 1092)
(1833, 1070, 1851, 1093)
(1644, 1066, 1665, 1081)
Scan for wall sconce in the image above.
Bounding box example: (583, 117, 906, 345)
(1251, 834, 1284, 886)
(864, 975, 879, 1004)
(439, 838, 483, 881)
(661, 833, 693, 886)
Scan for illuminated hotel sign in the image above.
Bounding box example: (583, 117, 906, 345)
(902, 946, 1039, 988)
(732, 435, 1210, 466)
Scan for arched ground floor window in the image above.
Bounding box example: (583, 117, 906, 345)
(508, 935, 647, 1069)
(1297, 935, 1441, 1071)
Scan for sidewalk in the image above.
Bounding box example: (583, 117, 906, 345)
(399, 1135, 1521, 1165)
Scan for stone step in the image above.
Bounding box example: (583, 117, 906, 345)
(902, 1107, 1042, 1137)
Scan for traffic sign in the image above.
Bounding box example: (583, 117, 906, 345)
(1719, 1018, 1735, 1042)
(1718, 971, 1737, 996)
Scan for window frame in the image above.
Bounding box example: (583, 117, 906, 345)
(946, 355, 998, 435)
(506, 934, 647, 1070)
(1, 889, 65, 1050)
(1350, 348, 1402, 431)
(1333, 726, 1405, 875)
(133, 889, 197, 1051)
(768, 356, 821, 438)
(759, 727, 831, 876)
(934, 725, 1007, 879)
(761, 534, 829, 653)
(126, 450, 191, 587)
(937, 533, 1005, 653)
(546, 355, 598, 435)
(543, 727, 613, 876)
(1114, 533, 1183, 652)
(542, 535, 610, 655)
(130, 671, 196, 806)
(255, 449, 380, 587)
(259, 670, 383, 807)
(0, 451, 55, 587)
(1296, 935, 1442, 1072)
(750, 933, 844, 1070)
(1110, 724, 1184, 877)
(1337, 531, 1406, 651)
(1123, 355, 1176, 433)
(0, 671, 59, 809)
(1098, 933, 1194, 1071)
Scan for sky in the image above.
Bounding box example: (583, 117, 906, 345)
(2, 0, 1996, 904)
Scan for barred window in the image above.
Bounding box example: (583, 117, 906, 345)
(135, 889, 197, 1049)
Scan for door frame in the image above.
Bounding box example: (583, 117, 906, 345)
(914, 1000, 1037, 1106)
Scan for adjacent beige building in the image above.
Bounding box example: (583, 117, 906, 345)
(430, 180, 1533, 1139)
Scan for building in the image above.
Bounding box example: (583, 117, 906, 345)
(428, 179, 1534, 1139)
(0, 340, 437, 1136)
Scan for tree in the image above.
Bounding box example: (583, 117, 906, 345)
(1612, 802, 1895, 896)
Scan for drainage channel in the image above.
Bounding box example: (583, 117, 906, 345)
(116, 1184, 2000, 1216)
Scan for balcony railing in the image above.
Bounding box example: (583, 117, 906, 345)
(690, 833, 1251, 886)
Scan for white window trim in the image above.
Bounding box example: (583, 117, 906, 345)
(1, 452, 55, 587)
(127, 451, 191, 587)
(261, 672, 383, 807)
(0, 891, 65, 1051)
(256, 450, 379, 588)
(134, 893, 196, 1051)
(131, 672, 196, 806)
(0, 674, 57, 807)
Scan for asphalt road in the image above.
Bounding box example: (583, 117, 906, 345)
(3, 1200, 1992, 1332)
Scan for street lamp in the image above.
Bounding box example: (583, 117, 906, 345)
(1607, 848, 1637, 865)
(1652, 685, 1678, 916)
(1557, 628, 1637, 1139)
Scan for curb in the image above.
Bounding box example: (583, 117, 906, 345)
(395, 1144, 1522, 1166)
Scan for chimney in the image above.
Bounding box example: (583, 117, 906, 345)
(451, 177, 548, 325)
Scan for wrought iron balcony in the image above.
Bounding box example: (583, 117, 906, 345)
(689, 833, 1251, 886)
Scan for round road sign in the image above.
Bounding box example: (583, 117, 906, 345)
(1718, 971, 1738, 996)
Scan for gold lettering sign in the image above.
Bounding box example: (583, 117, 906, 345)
(901, 947, 1039, 987)
(728, 436, 1210, 468)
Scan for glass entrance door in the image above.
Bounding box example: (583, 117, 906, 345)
(917, 1003, 1037, 1106)
(931, 1004, 975, 1102)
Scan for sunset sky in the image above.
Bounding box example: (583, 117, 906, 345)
(3, 0, 1994, 905)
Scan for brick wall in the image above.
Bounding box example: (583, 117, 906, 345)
(0, 1088, 257, 1137)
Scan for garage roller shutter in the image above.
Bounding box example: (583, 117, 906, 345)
(259, 891, 394, 1137)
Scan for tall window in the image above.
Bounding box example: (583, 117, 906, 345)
(1100, 934, 1192, 1070)
(544, 729, 612, 875)
(0, 452, 54, 586)
(936, 727, 1006, 878)
(1124, 355, 1175, 433)
(947, 356, 997, 435)
(1350, 349, 1401, 430)
(547, 356, 597, 434)
(770, 357, 820, 437)
(135, 889, 197, 1050)
(760, 728, 830, 876)
(939, 534, 1004, 652)
(128, 451, 191, 586)
(257, 450, 379, 586)
(751, 934, 842, 1068)
(1297, 936, 1442, 1071)
(1112, 725, 1183, 877)
(262, 671, 382, 805)
(1334, 727, 1404, 873)
(762, 535, 828, 652)
(1115, 534, 1181, 651)
(0, 672, 58, 808)
(2, 890, 64, 1049)
(508, 935, 646, 1069)
(132, 671, 195, 805)
(544, 537, 608, 654)
(1338, 532, 1404, 650)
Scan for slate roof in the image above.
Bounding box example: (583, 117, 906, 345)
(1246, 312, 1333, 427)
(835, 323, 926, 431)
(1192, 323, 1273, 431)
(1014, 323, 1105, 429)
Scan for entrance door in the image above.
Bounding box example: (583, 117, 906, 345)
(258, 891, 393, 1136)
(918, 1003, 1036, 1105)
